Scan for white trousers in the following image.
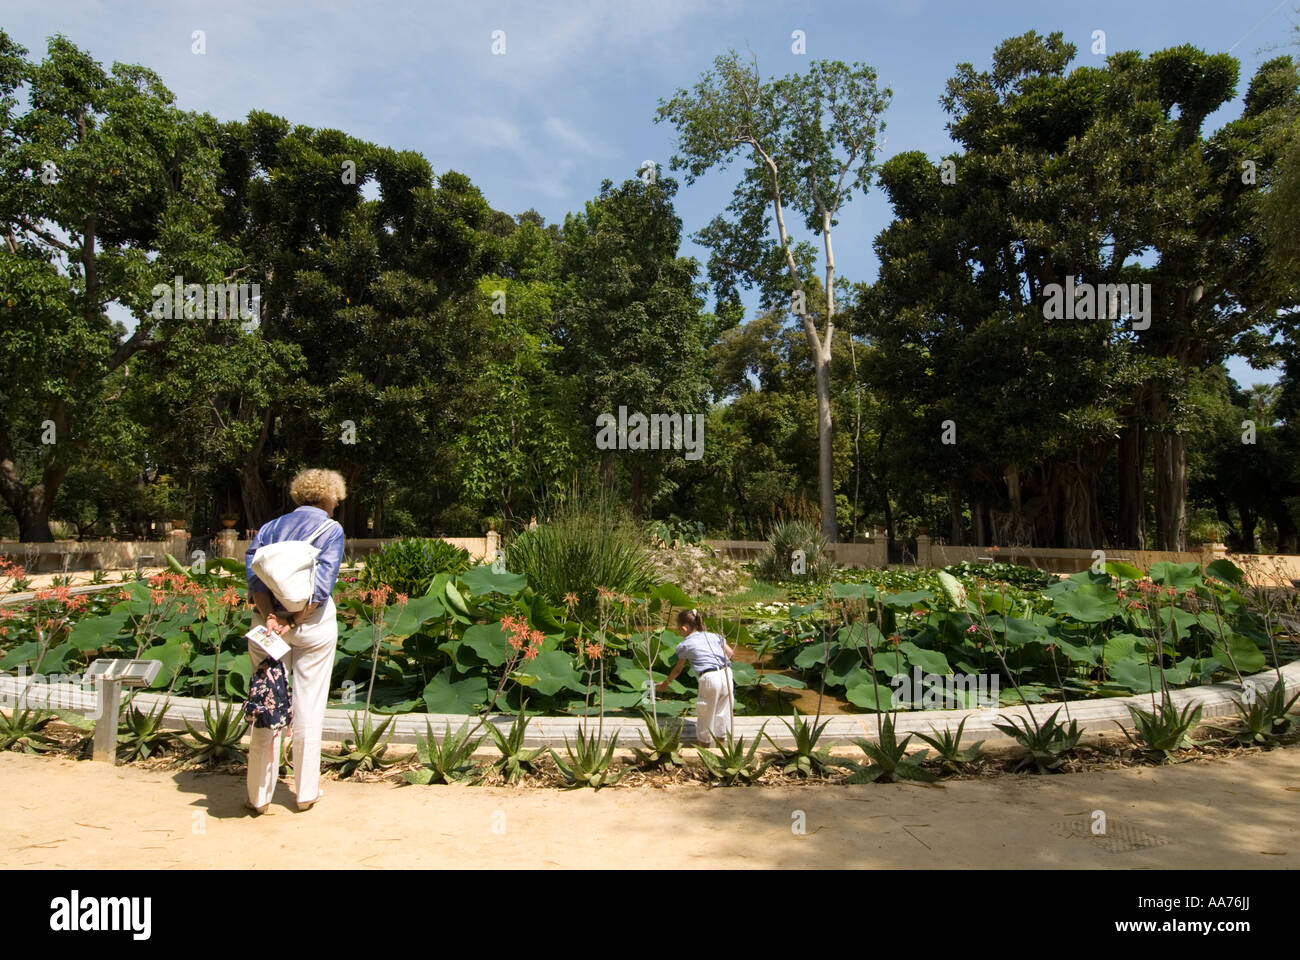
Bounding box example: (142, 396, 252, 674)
(247, 599, 337, 807)
(695, 667, 734, 746)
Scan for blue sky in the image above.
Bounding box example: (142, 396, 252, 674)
(6, 0, 1294, 386)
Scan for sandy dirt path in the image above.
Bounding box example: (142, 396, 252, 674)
(2, 748, 1297, 869)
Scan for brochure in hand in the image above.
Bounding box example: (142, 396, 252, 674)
(246, 623, 291, 663)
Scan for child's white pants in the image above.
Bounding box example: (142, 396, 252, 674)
(247, 599, 337, 808)
(695, 667, 734, 746)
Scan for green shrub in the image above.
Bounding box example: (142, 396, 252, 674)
(551, 728, 622, 788)
(404, 719, 485, 785)
(942, 560, 1055, 590)
(994, 708, 1081, 773)
(1210, 678, 1300, 748)
(914, 716, 984, 773)
(633, 709, 684, 769)
(118, 704, 176, 761)
(646, 517, 706, 547)
(0, 709, 58, 753)
(698, 727, 771, 785)
(437, 503, 480, 536)
(766, 710, 844, 779)
(505, 503, 658, 618)
(845, 714, 937, 783)
(755, 520, 834, 582)
(1118, 698, 1203, 762)
(361, 538, 472, 597)
(183, 702, 248, 765)
(325, 713, 395, 777)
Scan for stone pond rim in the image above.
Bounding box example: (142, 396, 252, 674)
(3, 660, 1296, 750)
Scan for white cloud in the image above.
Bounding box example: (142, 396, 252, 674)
(543, 116, 611, 157)
(454, 115, 526, 153)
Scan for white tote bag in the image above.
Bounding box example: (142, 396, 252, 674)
(250, 517, 339, 612)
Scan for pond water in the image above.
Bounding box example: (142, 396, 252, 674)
(730, 645, 857, 715)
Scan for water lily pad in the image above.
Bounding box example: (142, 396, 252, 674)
(422, 670, 489, 713)
(385, 594, 444, 638)
(1051, 588, 1119, 623)
(462, 622, 509, 667)
(458, 565, 528, 597)
(880, 589, 934, 609)
(651, 583, 696, 609)
(1102, 632, 1142, 663)
(756, 673, 806, 690)
(1204, 559, 1244, 587)
(1148, 561, 1202, 592)
(1104, 560, 1144, 582)
(845, 681, 895, 711)
(899, 641, 949, 674)
(139, 638, 192, 688)
(513, 649, 584, 697)
(831, 581, 878, 601)
(68, 611, 129, 651)
(0, 642, 40, 670)
(794, 641, 834, 669)
(1211, 633, 1266, 675)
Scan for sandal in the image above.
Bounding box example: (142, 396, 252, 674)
(244, 801, 269, 815)
(296, 791, 323, 812)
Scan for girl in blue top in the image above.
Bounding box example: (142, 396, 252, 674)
(656, 608, 735, 746)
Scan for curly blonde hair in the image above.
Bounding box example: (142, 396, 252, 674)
(289, 468, 347, 508)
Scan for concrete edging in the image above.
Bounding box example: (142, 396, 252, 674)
(3, 659, 1298, 749)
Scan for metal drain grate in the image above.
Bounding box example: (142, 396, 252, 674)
(1055, 818, 1173, 854)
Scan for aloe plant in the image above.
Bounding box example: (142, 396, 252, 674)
(1117, 697, 1203, 762)
(765, 710, 844, 778)
(404, 719, 484, 785)
(0, 709, 58, 753)
(487, 709, 545, 783)
(1209, 679, 1300, 748)
(551, 728, 621, 788)
(184, 702, 249, 765)
(118, 703, 176, 761)
(845, 714, 936, 783)
(633, 709, 683, 769)
(914, 716, 984, 773)
(325, 713, 395, 777)
(994, 707, 1081, 773)
(697, 726, 771, 786)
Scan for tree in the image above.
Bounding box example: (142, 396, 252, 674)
(456, 276, 579, 523)
(159, 114, 500, 534)
(0, 32, 231, 540)
(860, 33, 1298, 550)
(656, 51, 890, 540)
(555, 174, 713, 519)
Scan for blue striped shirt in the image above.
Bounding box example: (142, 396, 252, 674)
(675, 631, 729, 675)
(245, 505, 345, 611)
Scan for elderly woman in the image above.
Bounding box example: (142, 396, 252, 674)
(243, 468, 346, 814)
